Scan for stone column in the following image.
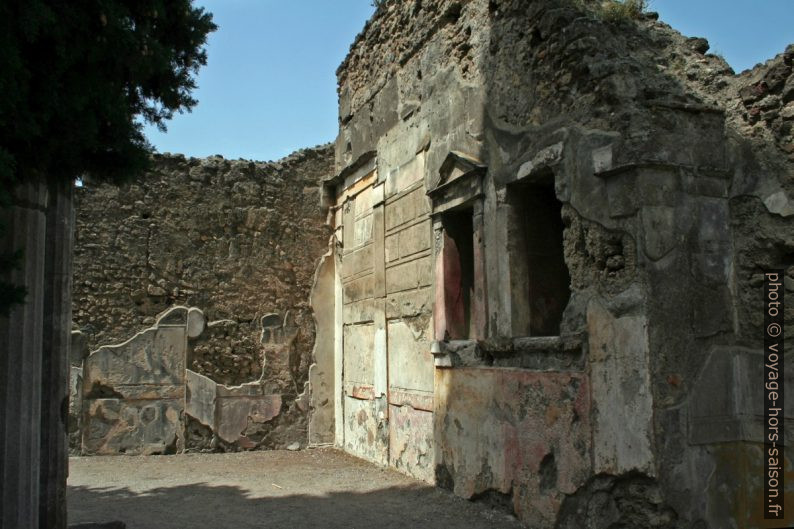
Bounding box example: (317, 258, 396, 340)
(39, 180, 74, 529)
(0, 181, 49, 529)
(0, 179, 73, 529)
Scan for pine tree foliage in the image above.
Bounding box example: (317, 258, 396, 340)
(0, 1, 216, 314)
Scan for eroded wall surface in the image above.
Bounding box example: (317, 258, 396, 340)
(327, 161, 436, 471)
(435, 368, 591, 526)
(327, 0, 492, 482)
(72, 146, 334, 451)
(78, 306, 295, 454)
(81, 306, 200, 455)
(330, 1, 794, 528)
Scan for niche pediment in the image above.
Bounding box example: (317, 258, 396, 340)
(427, 151, 486, 214)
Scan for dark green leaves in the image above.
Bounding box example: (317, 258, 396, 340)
(0, 0, 217, 186)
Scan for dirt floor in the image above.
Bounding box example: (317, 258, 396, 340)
(68, 448, 525, 529)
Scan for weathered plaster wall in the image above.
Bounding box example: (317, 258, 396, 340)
(435, 368, 591, 526)
(332, 1, 794, 528)
(81, 306, 203, 455)
(72, 145, 335, 451)
(79, 305, 297, 455)
(327, 163, 436, 470)
(329, 0, 493, 483)
(307, 250, 337, 445)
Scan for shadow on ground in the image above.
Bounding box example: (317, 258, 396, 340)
(68, 481, 522, 529)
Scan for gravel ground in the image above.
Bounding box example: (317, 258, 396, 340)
(68, 448, 525, 529)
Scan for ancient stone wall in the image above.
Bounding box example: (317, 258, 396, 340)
(72, 145, 334, 451)
(330, 1, 793, 528)
(66, 2, 794, 525)
(326, 0, 494, 483)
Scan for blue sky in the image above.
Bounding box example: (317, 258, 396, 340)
(143, 0, 794, 161)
